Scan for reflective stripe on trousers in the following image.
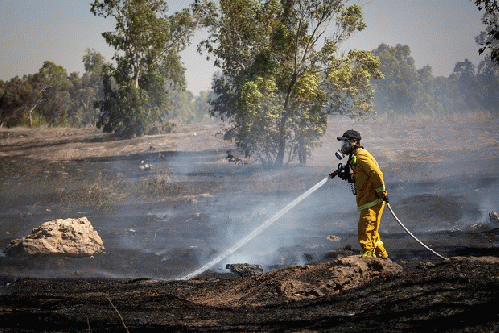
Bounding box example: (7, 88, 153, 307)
(357, 198, 384, 211)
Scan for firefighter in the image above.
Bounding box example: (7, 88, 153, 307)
(335, 129, 389, 259)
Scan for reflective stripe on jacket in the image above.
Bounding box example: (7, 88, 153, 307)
(349, 147, 387, 211)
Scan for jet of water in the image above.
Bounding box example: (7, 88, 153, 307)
(180, 177, 329, 280)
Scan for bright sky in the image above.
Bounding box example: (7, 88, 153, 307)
(0, 0, 486, 95)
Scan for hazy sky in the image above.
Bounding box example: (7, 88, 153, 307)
(0, 0, 486, 95)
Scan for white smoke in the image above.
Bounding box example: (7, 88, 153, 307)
(181, 177, 330, 280)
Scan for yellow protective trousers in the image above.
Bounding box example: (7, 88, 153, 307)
(357, 201, 388, 258)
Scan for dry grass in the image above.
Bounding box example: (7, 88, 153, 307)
(1, 113, 498, 213)
(55, 169, 224, 212)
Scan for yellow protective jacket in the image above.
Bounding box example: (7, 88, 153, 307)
(348, 147, 387, 211)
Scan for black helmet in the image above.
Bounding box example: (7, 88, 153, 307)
(337, 129, 361, 142)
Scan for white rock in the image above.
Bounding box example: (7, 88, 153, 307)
(5, 217, 105, 257)
(491, 211, 499, 224)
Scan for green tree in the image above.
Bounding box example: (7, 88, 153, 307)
(72, 49, 108, 125)
(450, 59, 482, 111)
(166, 90, 215, 124)
(372, 44, 439, 115)
(477, 57, 499, 112)
(192, 91, 215, 122)
(194, 0, 382, 166)
(91, 0, 168, 89)
(91, 0, 196, 138)
(30, 61, 73, 126)
(414, 65, 436, 114)
(473, 0, 499, 65)
(83, 48, 106, 74)
(96, 72, 151, 136)
(0, 61, 76, 128)
(0, 76, 38, 127)
(168, 89, 195, 123)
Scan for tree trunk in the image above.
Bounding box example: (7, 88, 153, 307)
(27, 101, 41, 128)
(275, 73, 297, 167)
(275, 118, 287, 167)
(133, 58, 140, 89)
(298, 144, 307, 165)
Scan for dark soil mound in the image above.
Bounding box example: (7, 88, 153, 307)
(1, 256, 498, 332)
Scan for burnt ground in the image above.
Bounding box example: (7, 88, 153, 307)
(2, 257, 499, 332)
(1, 114, 499, 331)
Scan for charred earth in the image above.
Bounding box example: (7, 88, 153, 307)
(1, 115, 499, 331)
(1, 256, 499, 332)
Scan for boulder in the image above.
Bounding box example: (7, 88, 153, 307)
(5, 217, 105, 257)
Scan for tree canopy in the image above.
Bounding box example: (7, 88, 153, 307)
(2, 1, 498, 133)
(91, 0, 196, 138)
(372, 43, 499, 115)
(193, 0, 382, 166)
(473, 0, 499, 65)
(0, 53, 111, 128)
(372, 44, 437, 115)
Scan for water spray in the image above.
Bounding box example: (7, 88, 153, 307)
(180, 177, 330, 280)
(180, 165, 448, 280)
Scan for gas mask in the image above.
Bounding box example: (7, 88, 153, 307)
(335, 140, 354, 160)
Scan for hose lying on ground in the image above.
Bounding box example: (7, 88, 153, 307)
(386, 202, 449, 260)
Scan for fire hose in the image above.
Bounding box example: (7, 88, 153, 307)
(386, 202, 448, 260)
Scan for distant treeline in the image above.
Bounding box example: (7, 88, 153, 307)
(0, 49, 213, 130)
(1, 44, 496, 131)
(372, 44, 499, 116)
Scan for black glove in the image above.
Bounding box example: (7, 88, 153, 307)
(383, 196, 389, 203)
(337, 163, 350, 181)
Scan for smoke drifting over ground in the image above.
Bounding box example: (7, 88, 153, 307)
(1, 114, 499, 279)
